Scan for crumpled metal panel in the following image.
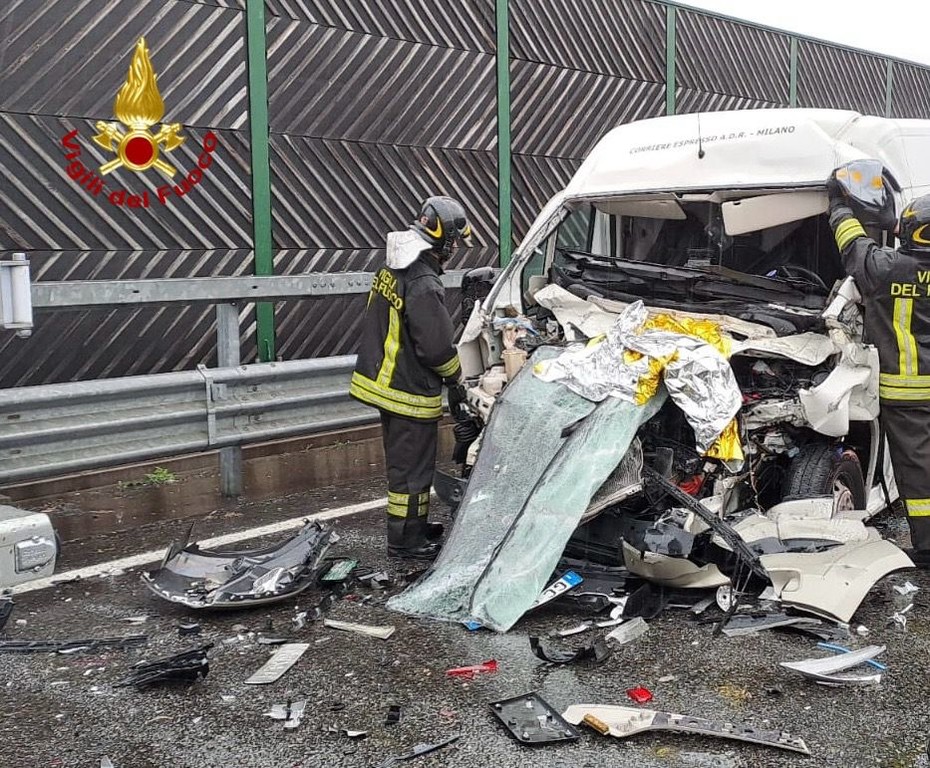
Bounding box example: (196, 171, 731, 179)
(677, 11, 790, 105)
(509, 0, 665, 82)
(797, 40, 885, 115)
(266, 17, 496, 150)
(891, 62, 930, 119)
(0, 0, 248, 128)
(264, 0, 495, 52)
(510, 60, 666, 159)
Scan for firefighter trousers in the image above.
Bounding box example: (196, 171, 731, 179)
(380, 411, 438, 548)
(881, 402, 930, 551)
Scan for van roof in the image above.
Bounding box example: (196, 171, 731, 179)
(565, 108, 930, 199)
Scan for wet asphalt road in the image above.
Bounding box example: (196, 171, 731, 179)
(2, 480, 930, 768)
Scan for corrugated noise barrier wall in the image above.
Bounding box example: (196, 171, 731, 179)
(2, 0, 929, 387)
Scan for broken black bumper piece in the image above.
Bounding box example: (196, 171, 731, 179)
(116, 644, 212, 688)
(141, 521, 334, 609)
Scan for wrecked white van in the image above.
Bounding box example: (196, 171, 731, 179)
(390, 109, 928, 631)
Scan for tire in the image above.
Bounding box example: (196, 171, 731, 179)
(781, 443, 866, 513)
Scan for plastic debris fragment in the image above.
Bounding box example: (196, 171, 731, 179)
(0, 635, 147, 654)
(373, 735, 460, 768)
(116, 644, 211, 688)
(780, 644, 886, 685)
(265, 699, 307, 729)
(385, 705, 402, 725)
(605, 617, 648, 646)
(893, 581, 919, 596)
(0, 596, 13, 632)
(245, 643, 309, 685)
(445, 659, 498, 679)
(529, 636, 611, 665)
(323, 619, 395, 640)
(177, 622, 201, 636)
(562, 704, 810, 754)
(556, 622, 593, 637)
(490, 692, 580, 745)
(627, 686, 654, 704)
(142, 522, 334, 609)
(531, 571, 583, 609)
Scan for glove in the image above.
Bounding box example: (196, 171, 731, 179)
(447, 383, 468, 420)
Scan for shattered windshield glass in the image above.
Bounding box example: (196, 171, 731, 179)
(550, 201, 839, 318)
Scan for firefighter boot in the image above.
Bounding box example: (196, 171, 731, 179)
(387, 515, 441, 560)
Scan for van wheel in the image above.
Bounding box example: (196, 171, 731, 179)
(781, 443, 866, 514)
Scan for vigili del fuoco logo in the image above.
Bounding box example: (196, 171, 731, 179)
(60, 37, 219, 209)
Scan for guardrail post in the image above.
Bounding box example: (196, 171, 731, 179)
(216, 303, 243, 497)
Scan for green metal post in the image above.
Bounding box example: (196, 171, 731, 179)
(665, 5, 676, 115)
(789, 37, 798, 107)
(885, 59, 894, 117)
(246, 0, 275, 361)
(496, 0, 513, 266)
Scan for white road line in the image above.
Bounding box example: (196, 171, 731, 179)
(10, 496, 387, 595)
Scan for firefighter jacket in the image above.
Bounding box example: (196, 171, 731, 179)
(350, 254, 461, 420)
(830, 202, 930, 403)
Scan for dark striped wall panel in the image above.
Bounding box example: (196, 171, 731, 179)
(265, 0, 498, 361)
(510, 154, 581, 244)
(891, 63, 930, 119)
(677, 11, 790, 106)
(264, 0, 495, 52)
(4, 0, 930, 386)
(797, 40, 885, 115)
(509, 0, 665, 81)
(510, 61, 666, 159)
(0, 0, 249, 129)
(0, 0, 252, 387)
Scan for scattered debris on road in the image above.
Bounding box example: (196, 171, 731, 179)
(562, 703, 810, 754)
(490, 692, 580, 745)
(373, 735, 460, 768)
(445, 659, 498, 679)
(0, 635, 147, 654)
(142, 521, 334, 609)
(323, 619, 395, 640)
(780, 644, 886, 685)
(529, 636, 610, 665)
(116, 644, 211, 688)
(244, 642, 309, 685)
(264, 699, 306, 729)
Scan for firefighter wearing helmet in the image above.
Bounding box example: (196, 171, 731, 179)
(828, 161, 930, 567)
(350, 196, 473, 559)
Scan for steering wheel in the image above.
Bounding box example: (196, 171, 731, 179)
(773, 264, 829, 292)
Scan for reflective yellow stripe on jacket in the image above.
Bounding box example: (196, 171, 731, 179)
(906, 498, 930, 517)
(349, 372, 443, 420)
(882, 297, 930, 401)
(834, 217, 866, 251)
(378, 306, 401, 387)
(433, 354, 461, 379)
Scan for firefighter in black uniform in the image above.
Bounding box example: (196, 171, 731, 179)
(350, 197, 472, 559)
(828, 166, 930, 565)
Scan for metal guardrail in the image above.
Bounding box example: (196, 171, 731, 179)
(1, 268, 467, 490)
(0, 356, 375, 484)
